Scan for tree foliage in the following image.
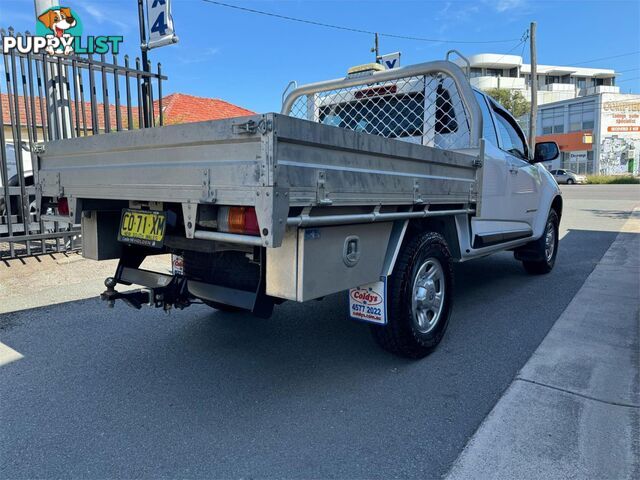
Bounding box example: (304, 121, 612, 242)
(485, 88, 531, 118)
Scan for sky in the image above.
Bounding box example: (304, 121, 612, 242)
(1, 0, 639, 113)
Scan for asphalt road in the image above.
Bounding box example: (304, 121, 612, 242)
(1, 185, 638, 479)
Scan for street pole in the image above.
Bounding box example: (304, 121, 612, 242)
(137, 0, 151, 128)
(372, 32, 380, 63)
(528, 21, 537, 153)
(34, 0, 58, 14)
(34, 0, 71, 140)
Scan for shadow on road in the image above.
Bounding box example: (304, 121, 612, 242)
(580, 209, 634, 220)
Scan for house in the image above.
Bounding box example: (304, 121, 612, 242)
(1, 92, 255, 142)
(156, 93, 255, 124)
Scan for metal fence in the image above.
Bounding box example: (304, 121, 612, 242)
(0, 27, 167, 259)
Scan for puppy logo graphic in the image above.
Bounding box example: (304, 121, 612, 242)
(2, 3, 123, 56)
(36, 6, 81, 55)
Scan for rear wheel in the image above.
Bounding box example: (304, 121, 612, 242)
(370, 232, 454, 359)
(566, 178, 574, 185)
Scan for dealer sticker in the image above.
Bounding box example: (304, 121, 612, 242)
(349, 279, 387, 325)
(171, 254, 184, 275)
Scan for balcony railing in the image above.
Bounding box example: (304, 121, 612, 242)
(544, 83, 575, 92)
(469, 76, 526, 90)
(587, 85, 620, 95)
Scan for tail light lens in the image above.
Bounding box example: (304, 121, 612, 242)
(217, 206, 259, 236)
(57, 197, 69, 216)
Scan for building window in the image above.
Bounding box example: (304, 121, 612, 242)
(594, 77, 613, 86)
(541, 106, 565, 134)
(469, 68, 483, 78)
(576, 77, 586, 89)
(568, 102, 595, 132)
(562, 150, 594, 175)
(487, 68, 503, 77)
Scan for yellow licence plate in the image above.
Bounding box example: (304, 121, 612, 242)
(118, 209, 167, 248)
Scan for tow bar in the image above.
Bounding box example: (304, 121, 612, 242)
(100, 252, 274, 317)
(100, 273, 192, 311)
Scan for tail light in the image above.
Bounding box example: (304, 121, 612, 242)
(57, 197, 69, 216)
(217, 206, 259, 236)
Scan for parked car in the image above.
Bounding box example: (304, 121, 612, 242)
(0, 141, 33, 187)
(0, 141, 34, 216)
(549, 169, 586, 185)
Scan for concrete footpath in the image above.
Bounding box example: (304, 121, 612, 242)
(446, 210, 640, 479)
(0, 253, 171, 314)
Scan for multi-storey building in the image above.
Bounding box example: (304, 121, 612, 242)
(455, 54, 637, 176)
(457, 53, 619, 105)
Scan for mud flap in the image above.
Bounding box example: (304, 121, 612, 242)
(348, 277, 387, 325)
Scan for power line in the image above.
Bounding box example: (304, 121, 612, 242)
(617, 76, 640, 83)
(481, 31, 530, 69)
(200, 0, 522, 44)
(616, 67, 640, 74)
(519, 37, 527, 60)
(569, 50, 640, 67)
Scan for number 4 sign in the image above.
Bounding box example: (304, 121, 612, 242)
(146, 0, 179, 50)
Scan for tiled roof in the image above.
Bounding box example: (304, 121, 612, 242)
(154, 93, 255, 124)
(1, 92, 254, 132)
(1, 92, 140, 131)
(1, 93, 47, 128)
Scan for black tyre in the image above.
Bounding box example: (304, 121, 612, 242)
(183, 251, 259, 312)
(566, 178, 574, 185)
(370, 232, 454, 359)
(521, 209, 559, 275)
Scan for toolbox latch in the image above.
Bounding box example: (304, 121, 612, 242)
(343, 236, 361, 267)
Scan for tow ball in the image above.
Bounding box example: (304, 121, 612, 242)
(100, 274, 192, 311)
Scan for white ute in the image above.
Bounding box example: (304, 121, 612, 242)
(36, 59, 562, 358)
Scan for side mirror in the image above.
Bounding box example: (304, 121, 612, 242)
(532, 141, 559, 163)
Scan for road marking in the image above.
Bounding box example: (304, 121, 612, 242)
(0, 341, 23, 367)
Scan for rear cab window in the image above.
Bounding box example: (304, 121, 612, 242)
(473, 91, 498, 146)
(488, 100, 529, 160)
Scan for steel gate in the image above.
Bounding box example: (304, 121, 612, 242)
(0, 27, 167, 259)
